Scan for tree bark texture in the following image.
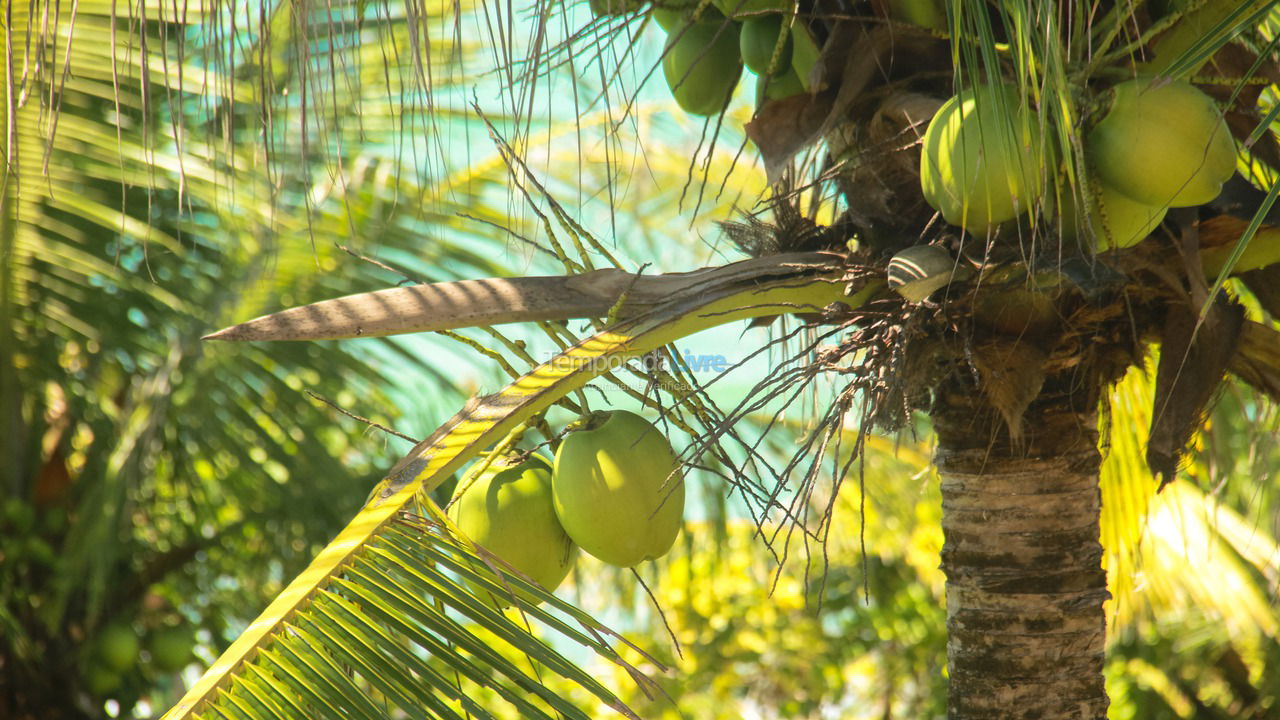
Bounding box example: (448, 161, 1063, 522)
(932, 384, 1109, 720)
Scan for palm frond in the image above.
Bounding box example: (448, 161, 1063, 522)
(165, 260, 854, 718)
(0, 3, 527, 713)
(199, 506, 650, 720)
(1102, 359, 1280, 639)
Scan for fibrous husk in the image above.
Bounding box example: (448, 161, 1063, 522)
(971, 340, 1049, 447)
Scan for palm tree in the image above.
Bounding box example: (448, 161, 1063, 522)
(180, 1, 1280, 718)
(582, 366, 1280, 719)
(12, 0, 1280, 718)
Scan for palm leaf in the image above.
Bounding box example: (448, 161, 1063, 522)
(1102, 359, 1280, 639)
(165, 259, 855, 719)
(2, 3, 505, 705)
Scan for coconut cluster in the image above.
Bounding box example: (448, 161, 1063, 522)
(917, 77, 1235, 253)
(82, 621, 195, 697)
(594, 0, 819, 115)
(448, 410, 684, 608)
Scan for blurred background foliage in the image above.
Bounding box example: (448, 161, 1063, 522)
(1, 0, 1278, 719)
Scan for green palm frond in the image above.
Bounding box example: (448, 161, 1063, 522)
(166, 260, 854, 719)
(1102, 359, 1280, 639)
(186, 504, 652, 720)
(1, 4, 539, 714)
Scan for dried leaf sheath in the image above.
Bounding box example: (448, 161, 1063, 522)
(204, 251, 846, 342)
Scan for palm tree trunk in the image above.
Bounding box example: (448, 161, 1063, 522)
(932, 380, 1110, 719)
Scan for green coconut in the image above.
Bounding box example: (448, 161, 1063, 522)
(710, 0, 789, 19)
(755, 66, 804, 103)
(920, 83, 1045, 231)
(653, 2, 721, 30)
(1086, 78, 1235, 208)
(449, 455, 578, 606)
(740, 14, 792, 77)
(147, 626, 195, 672)
(552, 410, 685, 568)
(652, 5, 688, 30)
(884, 0, 947, 31)
(789, 23, 819, 91)
(83, 662, 124, 696)
(662, 20, 744, 116)
(589, 0, 646, 15)
(93, 623, 140, 674)
(1061, 179, 1168, 251)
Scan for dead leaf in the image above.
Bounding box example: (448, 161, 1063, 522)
(746, 92, 836, 183)
(1147, 296, 1244, 487)
(1228, 319, 1280, 403)
(972, 341, 1048, 448)
(204, 252, 850, 342)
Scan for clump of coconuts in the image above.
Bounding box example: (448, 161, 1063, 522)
(81, 619, 197, 698)
(447, 410, 684, 607)
(594, 0, 819, 115)
(579, 6, 1244, 303)
(888, 73, 1238, 303)
(916, 76, 1234, 249)
(584, 1, 1242, 301)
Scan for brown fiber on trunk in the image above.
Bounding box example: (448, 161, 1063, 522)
(932, 384, 1109, 720)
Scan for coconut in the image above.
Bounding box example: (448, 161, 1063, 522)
(1086, 77, 1235, 208)
(1061, 179, 1168, 251)
(552, 411, 684, 567)
(93, 623, 140, 673)
(449, 455, 578, 606)
(740, 14, 792, 77)
(662, 20, 744, 116)
(920, 84, 1045, 231)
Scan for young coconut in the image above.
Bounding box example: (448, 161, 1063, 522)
(652, 5, 687, 31)
(146, 625, 195, 672)
(448, 454, 578, 607)
(920, 83, 1045, 232)
(739, 14, 792, 77)
(710, 0, 789, 18)
(1061, 179, 1168, 252)
(662, 19, 744, 116)
(93, 623, 141, 673)
(552, 410, 684, 567)
(884, 0, 947, 31)
(755, 67, 804, 104)
(83, 662, 124, 696)
(652, 1, 716, 31)
(588, 0, 645, 16)
(1086, 77, 1235, 208)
